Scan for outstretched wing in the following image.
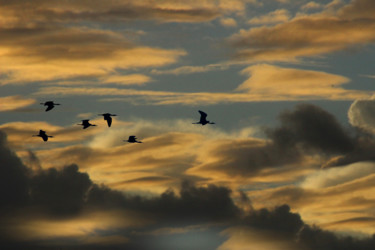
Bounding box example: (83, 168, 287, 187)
(198, 110, 207, 118)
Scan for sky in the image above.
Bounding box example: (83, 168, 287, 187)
(1, 0, 375, 249)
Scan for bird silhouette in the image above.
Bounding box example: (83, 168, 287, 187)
(193, 110, 215, 125)
(77, 119, 97, 129)
(124, 135, 142, 143)
(32, 130, 53, 141)
(40, 101, 60, 112)
(98, 113, 117, 127)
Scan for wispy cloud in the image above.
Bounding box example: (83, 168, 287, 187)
(0, 96, 35, 112)
(150, 63, 230, 75)
(248, 9, 290, 25)
(34, 64, 372, 105)
(231, 0, 375, 62)
(0, 26, 186, 84)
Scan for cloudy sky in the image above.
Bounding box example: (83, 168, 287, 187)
(2, 0, 375, 249)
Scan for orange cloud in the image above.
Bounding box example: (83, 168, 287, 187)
(34, 64, 371, 104)
(0, 26, 186, 84)
(230, 0, 375, 62)
(0, 96, 35, 112)
(248, 9, 290, 25)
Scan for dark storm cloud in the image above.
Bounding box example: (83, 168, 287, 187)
(1, 129, 375, 249)
(298, 225, 375, 250)
(30, 164, 92, 216)
(267, 104, 355, 154)
(264, 104, 375, 168)
(195, 104, 358, 178)
(195, 138, 303, 177)
(0, 130, 29, 208)
(88, 181, 240, 223)
(0, 128, 239, 221)
(238, 204, 375, 250)
(243, 204, 304, 235)
(322, 135, 375, 168)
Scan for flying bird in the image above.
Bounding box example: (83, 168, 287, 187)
(98, 113, 117, 127)
(124, 136, 142, 143)
(32, 130, 53, 141)
(77, 119, 97, 129)
(40, 101, 60, 112)
(193, 110, 215, 125)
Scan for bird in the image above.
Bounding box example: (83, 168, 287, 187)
(77, 119, 97, 129)
(124, 135, 142, 143)
(32, 130, 53, 141)
(98, 113, 117, 127)
(193, 110, 215, 125)
(40, 101, 60, 112)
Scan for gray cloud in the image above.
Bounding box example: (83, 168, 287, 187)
(267, 104, 356, 154)
(194, 104, 358, 179)
(1, 129, 375, 249)
(0, 130, 29, 208)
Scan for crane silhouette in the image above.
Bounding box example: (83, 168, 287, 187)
(193, 110, 215, 125)
(40, 101, 60, 112)
(124, 136, 142, 143)
(98, 113, 117, 127)
(77, 119, 97, 129)
(32, 130, 53, 141)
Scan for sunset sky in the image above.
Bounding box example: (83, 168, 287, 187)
(2, 0, 375, 249)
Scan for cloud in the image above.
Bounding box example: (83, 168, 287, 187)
(230, 0, 375, 62)
(34, 64, 371, 105)
(30, 164, 92, 216)
(236, 64, 365, 100)
(0, 120, 105, 148)
(0, 96, 36, 112)
(0, 130, 29, 208)
(101, 74, 152, 85)
(301, 161, 375, 189)
(248, 9, 291, 25)
(0, 0, 224, 25)
(301, 1, 323, 11)
(187, 138, 306, 180)
(150, 63, 230, 75)
(0, 26, 186, 83)
(338, 0, 375, 20)
(348, 96, 375, 133)
(220, 17, 238, 27)
(2, 127, 375, 249)
(266, 103, 356, 154)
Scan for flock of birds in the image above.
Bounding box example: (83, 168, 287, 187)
(33, 101, 215, 142)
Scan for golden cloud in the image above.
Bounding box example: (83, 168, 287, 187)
(248, 9, 290, 25)
(218, 226, 300, 250)
(0, 96, 35, 111)
(230, 0, 375, 62)
(246, 163, 375, 235)
(34, 64, 371, 104)
(0, 26, 186, 84)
